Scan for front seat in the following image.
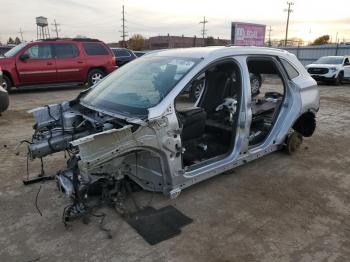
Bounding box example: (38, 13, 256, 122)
(199, 70, 228, 115)
(177, 107, 207, 141)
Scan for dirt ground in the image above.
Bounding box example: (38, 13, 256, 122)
(0, 84, 350, 262)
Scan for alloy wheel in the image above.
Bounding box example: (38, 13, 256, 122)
(2, 78, 7, 91)
(251, 78, 260, 95)
(194, 81, 205, 100)
(91, 73, 103, 85)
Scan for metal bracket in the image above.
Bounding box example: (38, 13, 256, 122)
(23, 175, 55, 185)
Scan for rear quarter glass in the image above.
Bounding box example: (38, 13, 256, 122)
(83, 43, 110, 56)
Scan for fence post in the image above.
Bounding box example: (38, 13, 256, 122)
(296, 42, 300, 60)
(335, 43, 339, 55)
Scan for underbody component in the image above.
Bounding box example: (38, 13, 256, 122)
(285, 131, 303, 154)
(126, 206, 192, 245)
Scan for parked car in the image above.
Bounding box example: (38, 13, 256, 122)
(0, 45, 13, 56)
(305, 56, 350, 85)
(0, 38, 116, 92)
(0, 67, 9, 113)
(111, 48, 136, 67)
(133, 51, 146, 57)
(26, 46, 319, 220)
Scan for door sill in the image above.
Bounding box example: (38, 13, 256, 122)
(16, 82, 85, 89)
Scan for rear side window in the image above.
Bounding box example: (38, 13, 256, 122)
(24, 44, 52, 59)
(114, 49, 131, 57)
(83, 43, 109, 55)
(280, 58, 299, 79)
(54, 43, 79, 58)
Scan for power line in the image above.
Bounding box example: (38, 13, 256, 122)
(51, 19, 61, 38)
(199, 16, 208, 45)
(267, 26, 273, 46)
(18, 28, 24, 42)
(284, 1, 294, 46)
(120, 5, 128, 47)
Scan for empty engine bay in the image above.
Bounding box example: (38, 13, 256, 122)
(24, 94, 175, 224)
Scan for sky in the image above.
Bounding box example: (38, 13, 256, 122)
(0, 0, 349, 44)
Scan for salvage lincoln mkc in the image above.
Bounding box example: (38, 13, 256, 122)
(22, 46, 319, 221)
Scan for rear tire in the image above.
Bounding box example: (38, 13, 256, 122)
(87, 69, 106, 87)
(2, 75, 12, 92)
(250, 74, 262, 96)
(190, 78, 205, 102)
(285, 132, 303, 155)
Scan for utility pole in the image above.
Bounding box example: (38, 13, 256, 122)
(267, 26, 273, 46)
(51, 19, 60, 38)
(120, 5, 128, 47)
(18, 28, 24, 42)
(199, 16, 208, 46)
(284, 1, 294, 46)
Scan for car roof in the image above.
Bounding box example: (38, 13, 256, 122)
(111, 47, 130, 50)
(34, 38, 103, 44)
(320, 56, 346, 58)
(151, 46, 290, 59)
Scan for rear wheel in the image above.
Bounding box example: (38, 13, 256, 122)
(190, 78, 205, 102)
(285, 132, 303, 155)
(2, 75, 12, 92)
(250, 74, 262, 96)
(87, 69, 106, 86)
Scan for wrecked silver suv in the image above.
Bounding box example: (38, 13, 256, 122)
(25, 47, 319, 218)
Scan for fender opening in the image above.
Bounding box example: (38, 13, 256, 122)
(292, 111, 316, 137)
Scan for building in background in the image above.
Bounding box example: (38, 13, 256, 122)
(109, 35, 230, 50)
(147, 35, 230, 50)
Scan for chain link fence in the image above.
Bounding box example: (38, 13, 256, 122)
(280, 44, 350, 66)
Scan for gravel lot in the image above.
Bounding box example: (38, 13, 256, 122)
(0, 84, 350, 262)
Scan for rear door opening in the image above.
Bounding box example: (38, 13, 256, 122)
(246, 57, 286, 146)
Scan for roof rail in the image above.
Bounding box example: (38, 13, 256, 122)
(72, 38, 101, 42)
(38, 38, 101, 42)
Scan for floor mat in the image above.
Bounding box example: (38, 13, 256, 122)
(126, 205, 193, 245)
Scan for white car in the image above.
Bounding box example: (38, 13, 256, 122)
(305, 56, 350, 85)
(24, 46, 319, 222)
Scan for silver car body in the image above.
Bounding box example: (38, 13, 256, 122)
(27, 46, 319, 198)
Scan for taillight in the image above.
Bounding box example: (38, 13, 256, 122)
(112, 56, 117, 66)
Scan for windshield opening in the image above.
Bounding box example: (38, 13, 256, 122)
(314, 56, 343, 65)
(3, 42, 28, 57)
(81, 56, 200, 117)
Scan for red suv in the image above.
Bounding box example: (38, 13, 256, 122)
(0, 38, 116, 91)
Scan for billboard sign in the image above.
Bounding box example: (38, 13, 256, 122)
(231, 22, 266, 46)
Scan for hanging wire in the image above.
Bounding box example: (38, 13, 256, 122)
(35, 185, 43, 216)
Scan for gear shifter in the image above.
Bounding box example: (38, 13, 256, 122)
(215, 98, 238, 122)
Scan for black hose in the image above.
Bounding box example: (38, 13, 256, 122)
(35, 185, 43, 216)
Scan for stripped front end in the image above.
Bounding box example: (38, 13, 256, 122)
(27, 94, 183, 220)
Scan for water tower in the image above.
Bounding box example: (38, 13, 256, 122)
(36, 16, 50, 39)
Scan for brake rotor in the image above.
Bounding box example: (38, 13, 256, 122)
(286, 132, 303, 155)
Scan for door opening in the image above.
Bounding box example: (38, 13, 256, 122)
(247, 57, 286, 146)
(175, 60, 241, 168)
